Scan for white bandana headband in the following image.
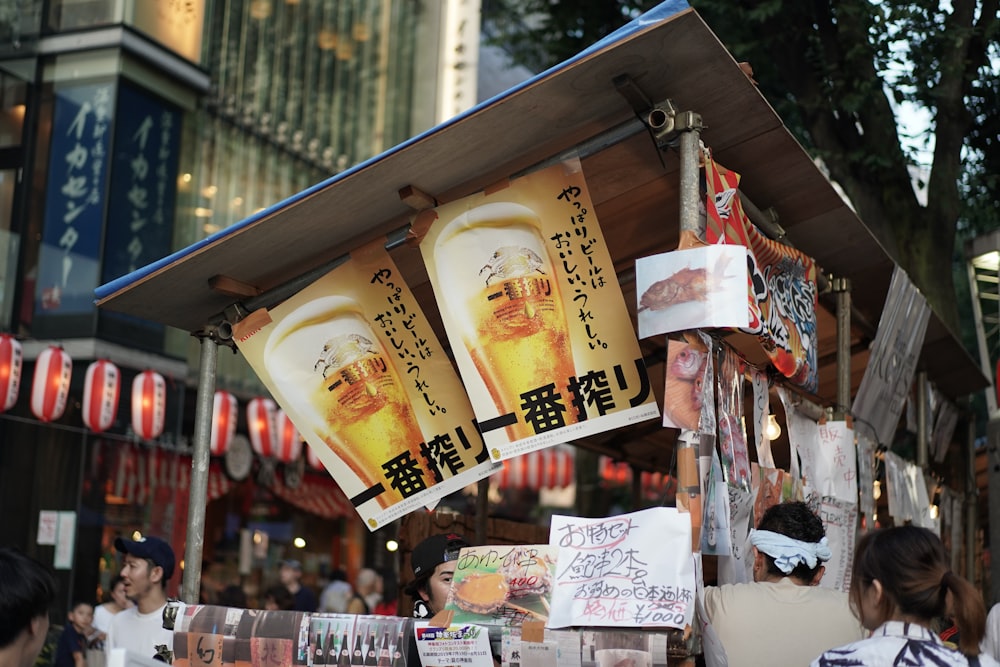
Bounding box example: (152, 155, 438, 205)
(750, 529, 832, 574)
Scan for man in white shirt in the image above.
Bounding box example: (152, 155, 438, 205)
(105, 536, 176, 661)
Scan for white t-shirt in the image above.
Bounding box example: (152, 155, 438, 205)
(105, 603, 174, 661)
(92, 605, 115, 635)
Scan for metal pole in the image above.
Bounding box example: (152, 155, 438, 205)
(968, 417, 979, 588)
(833, 277, 851, 419)
(916, 371, 928, 469)
(678, 126, 702, 237)
(181, 333, 219, 604)
(475, 478, 488, 545)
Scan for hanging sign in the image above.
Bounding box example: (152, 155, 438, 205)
(547, 507, 695, 630)
(234, 242, 499, 530)
(443, 545, 558, 626)
(703, 154, 819, 392)
(416, 158, 658, 461)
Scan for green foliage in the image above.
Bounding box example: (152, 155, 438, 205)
(482, 0, 1000, 332)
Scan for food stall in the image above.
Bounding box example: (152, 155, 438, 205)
(94, 0, 986, 612)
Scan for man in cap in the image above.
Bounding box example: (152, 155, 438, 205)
(404, 533, 470, 618)
(0, 548, 57, 667)
(279, 559, 318, 612)
(105, 535, 175, 661)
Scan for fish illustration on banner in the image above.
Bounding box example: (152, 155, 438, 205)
(702, 152, 819, 392)
(716, 345, 752, 492)
(233, 241, 499, 530)
(415, 158, 659, 461)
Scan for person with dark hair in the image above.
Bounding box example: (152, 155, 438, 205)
(403, 533, 470, 619)
(0, 547, 57, 667)
(216, 584, 248, 609)
(374, 570, 398, 616)
(813, 525, 999, 666)
(702, 501, 864, 667)
(263, 584, 296, 611)
(278, 560, 317, 612)
(105, 535, 175, 660)
(54, 601, 94, 667)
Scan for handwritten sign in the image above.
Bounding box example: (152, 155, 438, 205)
(446, 545, 557, 626)
(817, 497, 857, 592)
(414, 623, 494, 667)
(37, 510, 58, 545)
(547, 508, 695, 630)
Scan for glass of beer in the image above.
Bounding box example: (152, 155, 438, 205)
(264, 296, 430, 508)
(433, 201, 577, 441)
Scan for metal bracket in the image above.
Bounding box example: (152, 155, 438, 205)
(613, 74, 704, 150)
(191, 321, 238, 350)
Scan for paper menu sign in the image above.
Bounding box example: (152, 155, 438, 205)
(547, 508, 695, 630)
(234, 243, 499, 530)
(635, 245, 748, 338)
(413, 623, 493, 667)
(416, 158, 658, 462)
(444, 545, 557, 626)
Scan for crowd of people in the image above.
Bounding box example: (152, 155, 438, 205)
(9, 513, 1000, 667)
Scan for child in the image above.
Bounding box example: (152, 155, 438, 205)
(54, 601, 95, 667)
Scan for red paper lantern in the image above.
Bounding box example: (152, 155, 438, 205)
(247, 397, 277, 458)
(131, 370, 166, 440)
(306, 444, 325, 470)
(0, 334, 22, 413)
(274, 410, 303, 464)
(31, 346, 72, 422)
(211, 391, 238, 456)
(82, 360, 120, 433)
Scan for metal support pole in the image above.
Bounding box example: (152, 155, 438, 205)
(475, 478, 489, 545)
(181, 332, 220, 604)
(968, 417, 979, 588)
(678, 125, 702, 238)
(916, 371, 928, 469)
(833, 277, 851, 419)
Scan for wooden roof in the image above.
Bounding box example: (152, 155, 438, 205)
(96, 7, 985, 471)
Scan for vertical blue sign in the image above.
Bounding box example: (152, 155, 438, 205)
(36, 82, 115, 315)
(102, 84, 182, 283)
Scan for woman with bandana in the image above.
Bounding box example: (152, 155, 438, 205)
(813, 525, 998, 666)
(702, 502, 865, 667)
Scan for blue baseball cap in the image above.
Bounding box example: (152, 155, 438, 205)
(115, 536, 176, 580)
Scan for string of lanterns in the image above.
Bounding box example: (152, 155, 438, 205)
(1, 334, 320, 471)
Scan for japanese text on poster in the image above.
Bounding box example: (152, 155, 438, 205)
(547, 508, 695, 630)
(417, 159, 658, 461)
(445, 545, 558, 626)
(234, 243, 499, 530)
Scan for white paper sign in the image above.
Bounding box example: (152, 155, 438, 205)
(635, 245, 749, 338)
(816, 497, 857, 592)
(816, 421, 859, 503)
(37, 510, 58, 545)
(414, 623, 494, 667)
(548, 507, 695, 629)
(54, 511, 76, 570)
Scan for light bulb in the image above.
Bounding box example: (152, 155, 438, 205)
(929, 504, 939, 520)
(386, 540, 399, 552)
(765, 414, 782, 441)
(873, 480, 882, 500)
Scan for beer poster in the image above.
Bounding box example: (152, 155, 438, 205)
(416, 159, 659, 461)
(234, 243, 500, 530)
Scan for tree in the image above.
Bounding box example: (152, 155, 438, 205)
(482, 0, 1000, 332)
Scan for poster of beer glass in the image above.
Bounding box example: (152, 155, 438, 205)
(416, 158, 659, 460)
(634, 245, 748, 339)
(234, 242, 500, 530)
